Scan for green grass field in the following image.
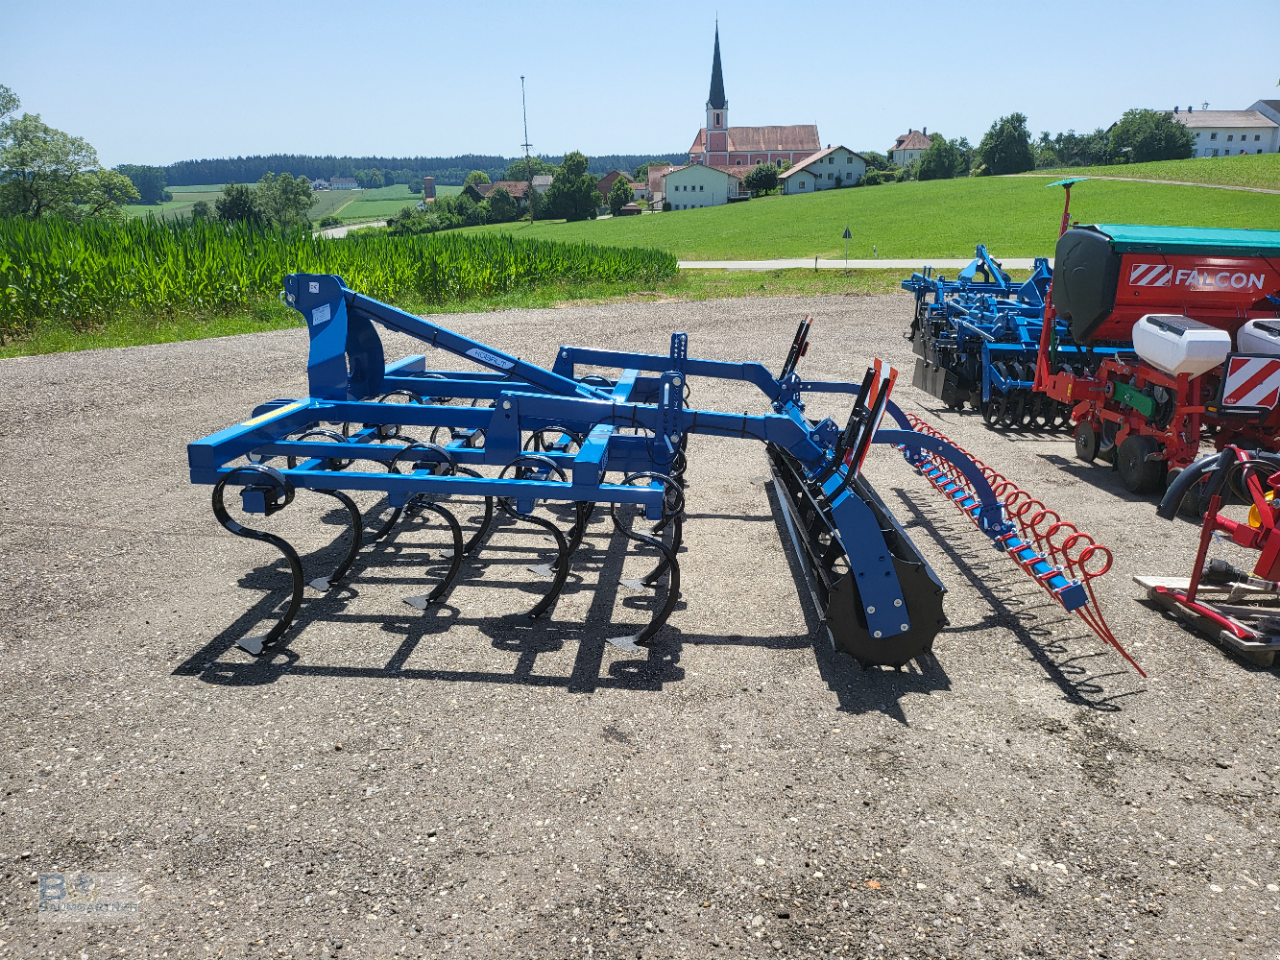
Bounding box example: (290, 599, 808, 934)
(168, 184, 229, 193)
(461, 176, 1280, 260)
(336, 184, 418, 221)
(1036, 152, 1280, 191)
(123, 191, 223, 219)
(126, 182, 454, 222)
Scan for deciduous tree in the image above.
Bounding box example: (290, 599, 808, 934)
(974, 113, 1035, 176)
(215, 182, 261, 224)
(464, 170, 492, 186)
(0, 106, 139, 220)
(545, 151, 598, 222)
(1109, 109, 1195, 163)
(489, 185, 518, 223)
(744, 163, 778, 194)
(608, 175, 633, 215)
(916, 134, 962, 181)
(256, 172, 313, 230)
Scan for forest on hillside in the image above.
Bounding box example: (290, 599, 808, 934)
(163, 153, 686, 186)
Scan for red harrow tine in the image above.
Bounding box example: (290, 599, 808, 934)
(904, 413, 1144, 676)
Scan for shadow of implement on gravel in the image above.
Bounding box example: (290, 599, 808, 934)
(762, 478, 954, 724)
(890, 488, 1147, 713)
(173, 504, 817, 694)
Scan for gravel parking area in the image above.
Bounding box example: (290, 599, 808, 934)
(2, 293, 1278, 959)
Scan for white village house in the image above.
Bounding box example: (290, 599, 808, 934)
(1171, 104, 1279, 156)
(662, 164, 747, 209)
(779, 146, 867, 195)
(889, 129, 932, 166)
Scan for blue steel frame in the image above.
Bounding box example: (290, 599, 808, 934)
(188, 273, 1092, 647)
(905, 247, 1124, 408)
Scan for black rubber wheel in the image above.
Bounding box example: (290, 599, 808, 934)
(1074, 421, 1098, 463)
(1117, 435, 1165, 494)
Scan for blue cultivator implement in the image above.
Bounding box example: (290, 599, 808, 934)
(187, 273, 1134, 670)
(905, 245, 1111, 430)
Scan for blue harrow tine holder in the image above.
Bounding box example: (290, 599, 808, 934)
(188, 273, 1101, 669)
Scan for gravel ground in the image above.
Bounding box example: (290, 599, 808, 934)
(2, 293, 1278, 960)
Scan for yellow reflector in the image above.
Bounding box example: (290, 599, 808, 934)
(1248, 490, 1276, 529)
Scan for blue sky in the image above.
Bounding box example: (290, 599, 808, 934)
(5, 0, 1279, 167)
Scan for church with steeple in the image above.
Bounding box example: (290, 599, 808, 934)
(687, 26, 821, 168)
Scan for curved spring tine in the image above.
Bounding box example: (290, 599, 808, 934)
(610, 471, 685, 646)
(403, 502, 465, 611)
(454, 467, 496, 557)
(609, 503, 681, 649)
(364, 436, 453, 543)
(641, 511, 683, 586)
(282, 430, 363, 592)
(497, 454, 571, 618)
(549, 501, 596, 573)
(360, 436, 420, 542)
(307, 490, 365, 592)
(212, 466, 304, 656)
(504, 506, 570, 618)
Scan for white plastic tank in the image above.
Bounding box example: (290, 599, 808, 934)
(1236, 318, 1280, 357)
(1131, 314, 1232, 378)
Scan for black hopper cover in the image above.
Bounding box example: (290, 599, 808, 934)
(1052, 228, 1123, 343)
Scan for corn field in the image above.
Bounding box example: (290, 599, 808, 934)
(0, 216, 678, 339)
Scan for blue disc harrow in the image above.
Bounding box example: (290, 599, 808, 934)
(904, 246, 1113, 430)
(187, 273, 1104, 668)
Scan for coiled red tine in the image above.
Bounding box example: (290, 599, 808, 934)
(1043, 521, 1079, 567)
(907, 413, 1139, 674)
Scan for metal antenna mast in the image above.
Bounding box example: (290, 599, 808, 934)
(521, 76, 534, 223)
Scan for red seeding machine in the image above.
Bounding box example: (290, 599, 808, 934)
(909, 179, 1280, 497)
(1038, 181, 1280, 494)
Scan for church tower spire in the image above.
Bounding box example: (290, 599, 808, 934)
(706, 23, 728, 137)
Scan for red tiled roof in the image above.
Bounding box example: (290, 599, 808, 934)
(648, 165, 679, 194)
(476, 181, 532, 199)
(891, 130, 932, 152)
(690, 125, 822, 154)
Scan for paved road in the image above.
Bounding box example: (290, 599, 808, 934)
(316, 219, 387, 239)
(2, 296, 1276, 957)
(680, 257, 1043, 270)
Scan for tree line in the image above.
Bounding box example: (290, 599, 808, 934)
(158, 152, 685, 188)
(905, 109, 1196, 181)
(388, 151, 664, 235)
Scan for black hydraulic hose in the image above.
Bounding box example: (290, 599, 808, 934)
(1157, 451, 1227, 520)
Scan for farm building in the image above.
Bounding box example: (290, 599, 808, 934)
(531, 174, 553, 193)
(889, 129, 931, 166)
(464, 180, 533, 212)
(310, 178, 330, 191)
(663, 164, 747, 210)
(595, 170, 633, 201)
(647, 165, 675, 206)
(1172, 105, 1279, 156)
(780, 146, 867, 195)
(687, 26, 821, 169)
(329, 177, 359, 190)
